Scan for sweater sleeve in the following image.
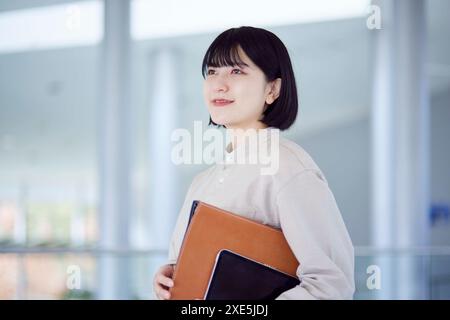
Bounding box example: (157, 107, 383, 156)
(166, 171, 205, 266)
(166, 181, 196, 265)
(274, 169, 355, 300)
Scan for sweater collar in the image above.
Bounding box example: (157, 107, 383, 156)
(219, 127, 278, 166)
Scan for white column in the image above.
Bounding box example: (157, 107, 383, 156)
(15, 182, 28, 300)
(70, 182, 85, 247)
(147, 48, 179, 250)
(393, 0, 429, 300)
(14, 182, 28, 245)
(371, 0, 429, 299)
(370, 0, 396, 300)
(97, 0, 133, 299)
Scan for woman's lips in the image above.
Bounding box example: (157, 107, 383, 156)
(212, 99, 234, 107)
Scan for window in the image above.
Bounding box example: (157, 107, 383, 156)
(131, 0, 370, 39)
(0, 0, 103, 53)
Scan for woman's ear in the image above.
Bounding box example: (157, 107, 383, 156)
(265, 78, 282, 105)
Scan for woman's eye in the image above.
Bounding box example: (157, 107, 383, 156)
(207, 69, 216, 75)
(231, 68, 242, 74)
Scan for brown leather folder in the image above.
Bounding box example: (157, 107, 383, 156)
(169, 201, 300, 300)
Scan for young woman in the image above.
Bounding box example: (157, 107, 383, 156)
(153, 26, 354, 300)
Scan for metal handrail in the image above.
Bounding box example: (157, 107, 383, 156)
(0, 246, 167, 255)
(1, 245, 450, 256)
(354, 246, 450, 256)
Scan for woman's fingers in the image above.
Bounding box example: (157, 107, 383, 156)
(154, 281, 170, 300)
(156, 286, 171, 300)
(156, 273, 174, 288)
(162, 264, 175, 277)
(153, 264, 176, 300)
(162, 288, 171, 299)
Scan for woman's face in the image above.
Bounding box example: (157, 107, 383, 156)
(203, 46, 276, 130)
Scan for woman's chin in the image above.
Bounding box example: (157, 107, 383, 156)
(210, 116, 230, 127)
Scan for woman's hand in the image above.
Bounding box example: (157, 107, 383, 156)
(153, 264, 175, 300)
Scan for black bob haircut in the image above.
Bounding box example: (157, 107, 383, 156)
(201, 26, 298, 131)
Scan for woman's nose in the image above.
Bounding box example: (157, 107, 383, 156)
(213, 75, 229, 92)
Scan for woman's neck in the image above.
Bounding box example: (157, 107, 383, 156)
(225, 122, 269, 152)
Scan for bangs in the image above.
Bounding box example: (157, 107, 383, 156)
(201, 42, 248, 77)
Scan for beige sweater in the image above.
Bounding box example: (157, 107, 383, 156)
(167, 128, 355, 299)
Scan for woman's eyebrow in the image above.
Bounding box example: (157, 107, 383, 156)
(207, 62, 251, 69)
(234, 62, 251, 70)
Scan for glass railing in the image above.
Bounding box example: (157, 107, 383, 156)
(354, 246, 450, 300)
(1, 246, 449, 300)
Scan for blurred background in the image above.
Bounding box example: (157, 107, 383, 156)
(0, 0, 449, 300)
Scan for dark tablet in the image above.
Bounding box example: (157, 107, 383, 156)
(204, 249, 300, 300)
(189, 200, 199, 225)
